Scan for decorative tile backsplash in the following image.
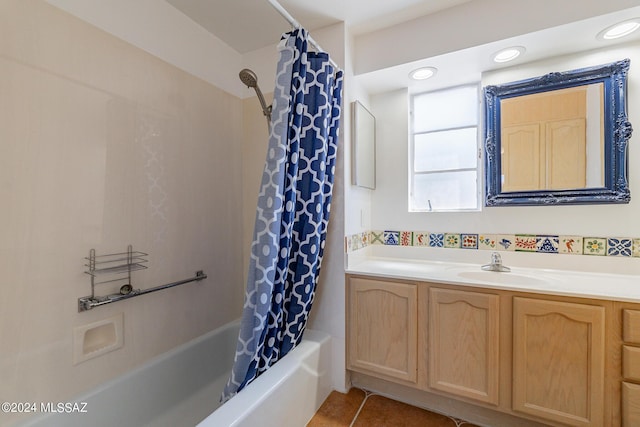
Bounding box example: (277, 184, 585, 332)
(346, 230, 640, 258)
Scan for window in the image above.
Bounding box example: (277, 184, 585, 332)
(410, 84, 480, 211)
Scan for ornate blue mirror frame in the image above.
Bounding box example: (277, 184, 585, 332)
(484, 59, 632, 206)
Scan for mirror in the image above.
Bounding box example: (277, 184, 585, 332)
(484, 59, 632, 206)
(352, 100, 376, 189)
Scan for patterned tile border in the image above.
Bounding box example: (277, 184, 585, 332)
(345, 231, 639, 258)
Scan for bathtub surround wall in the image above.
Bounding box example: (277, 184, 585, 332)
(45, 0, 244, 98)
(0, 1, 243, 425)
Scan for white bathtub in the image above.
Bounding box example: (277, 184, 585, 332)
(18, 319, 332, 427)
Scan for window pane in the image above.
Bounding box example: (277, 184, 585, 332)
(414, 128, 477, 172)
(413, 85, 478, 133)
(412, 171, 478, 210)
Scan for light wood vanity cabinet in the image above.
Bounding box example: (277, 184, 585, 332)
(424, 287, 500, 405)
(347, 274, 629, 426)
(512, 297, 605, 426)
(621, 309, 640, 426)
(347, 277, 418, 383)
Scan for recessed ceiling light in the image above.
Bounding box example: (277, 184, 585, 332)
(492, 46, 525, 63)
(409, 67, 437, 80)
(598, 18, 640, 40)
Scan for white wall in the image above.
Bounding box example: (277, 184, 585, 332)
(46, 0, 244, 97)
(344, 29, 375, 236)
(369, 41, 640, 269)
(304, 22, 350, 394)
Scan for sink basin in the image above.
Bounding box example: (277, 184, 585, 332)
(455, 270, 549, 286)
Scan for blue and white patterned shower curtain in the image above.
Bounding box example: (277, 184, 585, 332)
(221, 28, 343, 402)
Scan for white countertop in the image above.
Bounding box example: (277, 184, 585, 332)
(346, 257, 640, 303)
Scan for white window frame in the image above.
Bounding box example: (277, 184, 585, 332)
(409, 84, 482, 212)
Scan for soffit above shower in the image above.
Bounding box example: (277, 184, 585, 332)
(164, 0, 472, 54)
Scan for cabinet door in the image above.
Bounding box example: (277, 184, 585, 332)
(546, 118, 586, 190)
(428, 287, 500, 405)
(348, 277, 417, 383)
(622, 382, 640, 427)
(513, 297, 605, 426)
(501, 124, 542, 192)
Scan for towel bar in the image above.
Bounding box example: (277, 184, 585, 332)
(78, 270, 208, 312)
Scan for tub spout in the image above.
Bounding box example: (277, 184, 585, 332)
(481, 252, 511, 272)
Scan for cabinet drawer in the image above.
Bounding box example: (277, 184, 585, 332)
(623, 346, 640, 381)
(623, 382, 640, 427)
(623, 310, 640, 344)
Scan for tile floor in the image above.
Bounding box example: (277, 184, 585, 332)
(307, 388, 481, 427)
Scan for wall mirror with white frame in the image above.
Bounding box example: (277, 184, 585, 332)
(484, 59, 632, 206)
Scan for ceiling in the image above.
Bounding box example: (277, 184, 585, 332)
(165, 0, 640, 95)
(357, 5, 640, 95)
(165, 0, 473, 54)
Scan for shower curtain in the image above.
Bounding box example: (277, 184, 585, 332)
(221, 28, 343, 402)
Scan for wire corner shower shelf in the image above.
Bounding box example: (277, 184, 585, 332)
(79, 245, 207, 312)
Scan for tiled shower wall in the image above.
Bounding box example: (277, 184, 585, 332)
(347, 231, 640, 258)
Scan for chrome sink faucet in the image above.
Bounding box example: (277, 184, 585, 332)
(482, 252, 511, 272)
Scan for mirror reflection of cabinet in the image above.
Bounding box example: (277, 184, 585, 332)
(484, 59, 631, 206)
(501, 85, 600, 192)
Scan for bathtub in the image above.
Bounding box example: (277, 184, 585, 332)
(18, 319, 332, 427)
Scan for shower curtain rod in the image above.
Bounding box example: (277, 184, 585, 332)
(267, 0, 339, 69)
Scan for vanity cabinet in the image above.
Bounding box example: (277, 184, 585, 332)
(512, 297, 605, 426)
(424, 287, 500, 405)
(347, 274, 625, 426)
(621, 309, 640, 426)
(347, 277, 417, 383)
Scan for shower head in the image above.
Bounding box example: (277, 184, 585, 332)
(239, 68, 258, 89)
(239, 68, 272, 123)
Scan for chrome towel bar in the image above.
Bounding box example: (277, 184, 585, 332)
(78, 270, 208, 312)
